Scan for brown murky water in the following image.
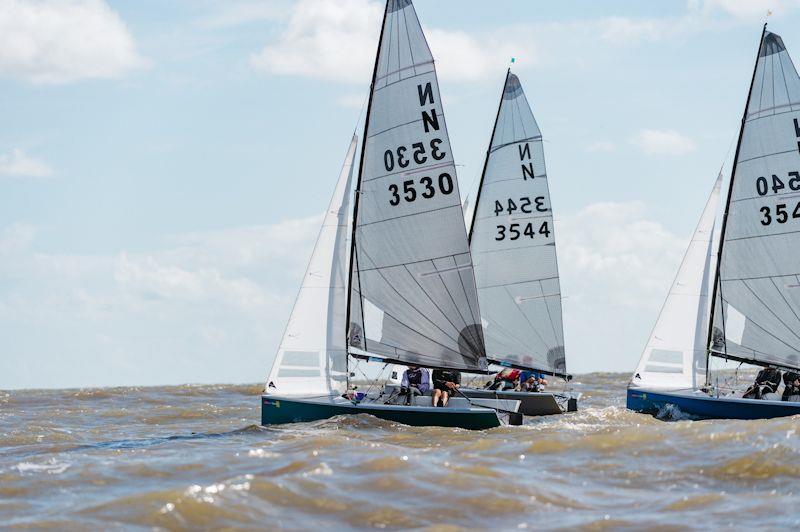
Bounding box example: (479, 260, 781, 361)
(1, 373, 799, 529)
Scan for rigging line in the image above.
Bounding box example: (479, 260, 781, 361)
(468, 68, 509, 242)
(347, 0, 389, 376)
(707, 23, 768, 384)
(742, 279, 800, 344)
(769, 276, 800, 327)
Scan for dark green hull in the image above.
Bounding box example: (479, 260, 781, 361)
(261, 395, 501, 430)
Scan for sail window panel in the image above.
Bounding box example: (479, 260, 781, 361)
(281, 351, 320, 367)
(278, 368, 322, 378)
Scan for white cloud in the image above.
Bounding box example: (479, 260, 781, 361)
(586, 141, 616, 153)
(250, 0, 382, 83)
(251, 0, 536, 84)
(558, 201, 688, 372)
(0, 149, 52, 177)
(631, 129, 696, 156)
(0, 0, 146, 84)
(0, 215, 323, 389)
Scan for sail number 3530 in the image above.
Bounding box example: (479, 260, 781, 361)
(389, 173, 454, 205)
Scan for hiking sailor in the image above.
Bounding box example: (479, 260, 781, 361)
(782, 372, 800, 402)
(432, 369, 461, 407)
(743, 368, 782, 400)
(398, 365, 430, 406)
(485, 368, 520, 391)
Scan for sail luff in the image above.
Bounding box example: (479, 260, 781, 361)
(468, 68, 511, 242)
(346, 0, 391, 358)
(705, 24, 768, 380)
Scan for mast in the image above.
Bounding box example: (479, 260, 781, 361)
(468, 68, 511, 242)
(704, 23, 768, 384)
(345, 0, 390, 382)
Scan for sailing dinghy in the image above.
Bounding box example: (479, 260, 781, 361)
(628, 26, 800, 420)
(462, 70, 578, 416)
(262, 0, 519, 430)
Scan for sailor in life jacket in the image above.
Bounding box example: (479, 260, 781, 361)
(485, 368, 521, 391)
(398, 365, 430, 406)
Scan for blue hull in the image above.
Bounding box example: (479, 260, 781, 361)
(261, 395, 501, 430)
(627, 387, 800, 420)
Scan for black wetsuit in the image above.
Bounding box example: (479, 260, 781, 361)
(432, 369, 461, 392)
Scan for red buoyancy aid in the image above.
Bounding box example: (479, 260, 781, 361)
(495, 368, 521, 382)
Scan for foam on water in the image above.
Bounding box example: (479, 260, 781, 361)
(1, 373, 799, 529)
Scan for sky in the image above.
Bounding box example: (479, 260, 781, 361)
(2, 0, 800, 390)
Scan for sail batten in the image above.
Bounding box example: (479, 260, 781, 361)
(347, 0, 486, 372)
(709, 28, 800, 372)
(469, 71, 567, 376)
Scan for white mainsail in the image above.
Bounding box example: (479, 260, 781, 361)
(710, 30, 800, 371)
(469, 71, 566, 376)
(347, 0, 486, 372)
(267, 135, 358, 395)
(631, 173, 722, 390)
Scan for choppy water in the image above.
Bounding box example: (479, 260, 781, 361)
(1, 373, 799, 530)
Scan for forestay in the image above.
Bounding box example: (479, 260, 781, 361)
(632, 174, 721, 390)
(710, 30, 800, 371)
(347, 0, 486, 372)
(267, 136, 357, 395)
(469, 71, 566, 376)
